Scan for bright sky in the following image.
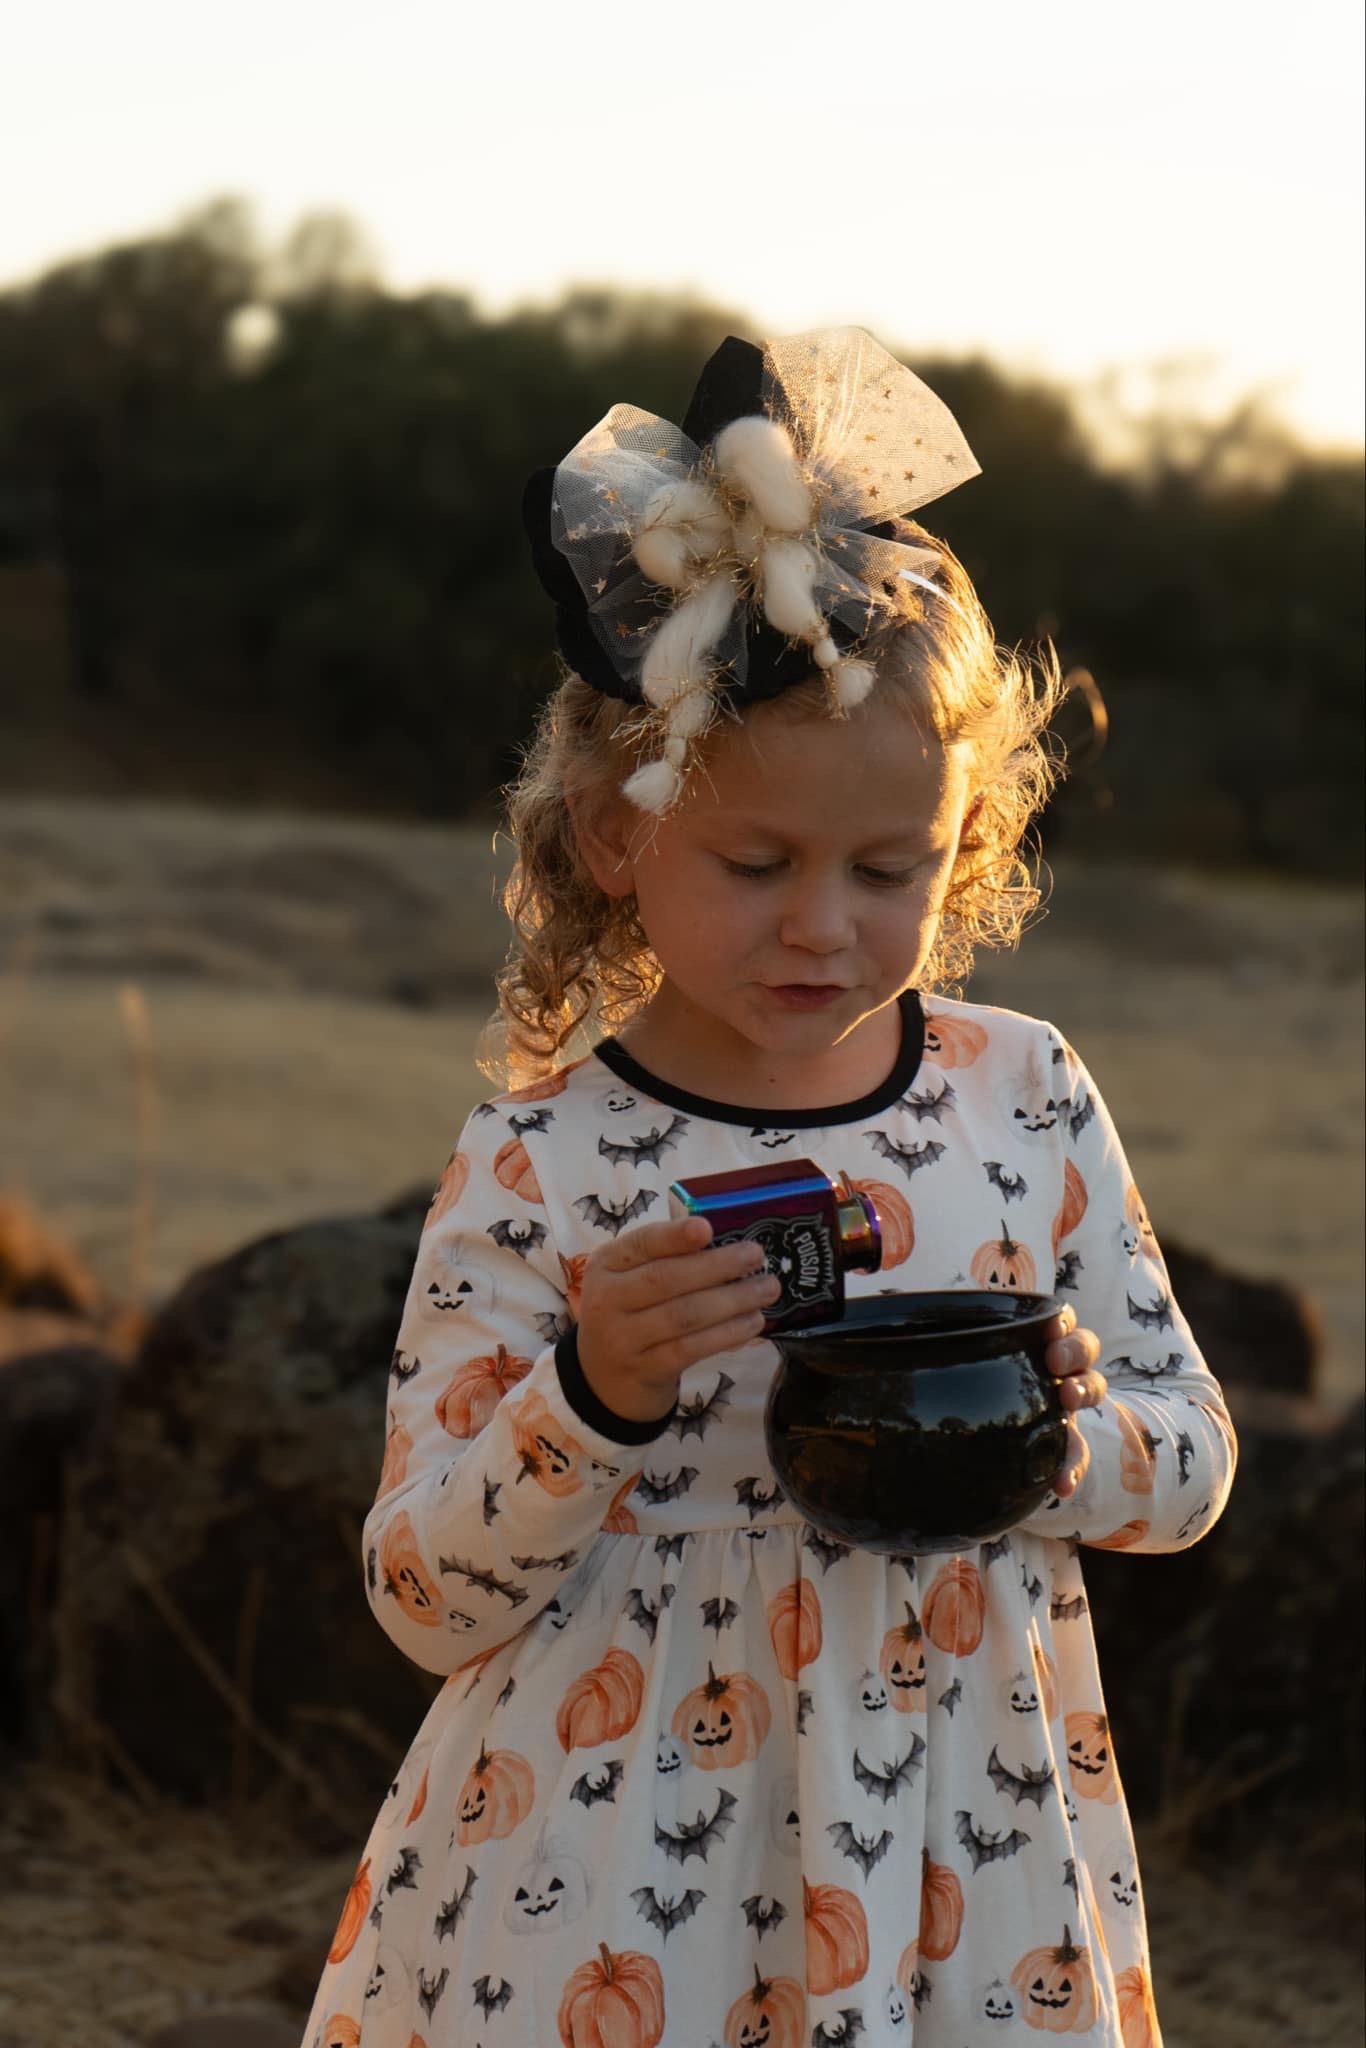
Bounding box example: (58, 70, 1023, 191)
(6, 0, 1363, 450)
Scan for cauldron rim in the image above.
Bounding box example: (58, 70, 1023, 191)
(775, 1287, 1062, 1367)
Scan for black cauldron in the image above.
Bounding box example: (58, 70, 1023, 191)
(765, 1290, 1068, 1554)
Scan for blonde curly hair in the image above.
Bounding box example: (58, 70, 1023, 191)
(481, 521, 1066, 1085)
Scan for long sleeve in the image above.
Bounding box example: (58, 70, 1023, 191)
(1016, 1031, 1238, 1553)
(361, 1107, 666, 1674)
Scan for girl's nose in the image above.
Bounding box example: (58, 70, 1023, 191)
(778, 874, 856, 954)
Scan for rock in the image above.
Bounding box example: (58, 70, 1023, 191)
(55, 1209, 438, 1821)
(1161, 1239, 1322, 1396)
(147, 2011, 299, 2048)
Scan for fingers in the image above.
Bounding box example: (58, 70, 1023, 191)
(597, 1214, 715, 1270)
(632, 1267, 780, 1354)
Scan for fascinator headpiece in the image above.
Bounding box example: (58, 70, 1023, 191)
(523, 328, 980, 812)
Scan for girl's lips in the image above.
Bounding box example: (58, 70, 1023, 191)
(767, 984, 845, 1009)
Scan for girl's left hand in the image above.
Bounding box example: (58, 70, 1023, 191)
(1041, 1305, 1107, 1500)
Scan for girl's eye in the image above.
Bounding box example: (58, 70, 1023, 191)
(720, 858, 916, 888)
(721, 858, 782, 879)
(858, 867, 916, 889)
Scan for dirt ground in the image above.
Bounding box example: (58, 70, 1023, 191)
(0, 796, 1362, 2045)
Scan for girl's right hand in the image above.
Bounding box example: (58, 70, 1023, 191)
(576, 1215, 781, 1426)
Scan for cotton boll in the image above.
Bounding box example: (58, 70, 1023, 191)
(640, 575, 736, 699)
(810, 634, 840, 670)
(633, 479, 730, 588)
(829, 659, 877, 709)
(666, 688, 714, 741)
(623, 756, 684, 813)
(713, 417, 813, 532)
(759, 537, 822, 638)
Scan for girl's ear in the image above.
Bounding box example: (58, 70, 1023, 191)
(568, 790, 637, 899)
(961, 791, 986, 838)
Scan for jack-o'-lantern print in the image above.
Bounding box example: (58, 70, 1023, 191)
(314, 2018, 361, 2048)
(854, 1668, 891, 1715)
(971, 1223, 1038, 1293)
(804, 1877, 870, 1996)
(879, 1603, 927, 1710)
(1121, 1181, 1157, 1257)
(922, 1558, 986, 1656)
(414, 1243, 499, 1324)
(723, 1964, 805, 2048)
(1009, 1924, 1098, 2033)
(378, 1513, 441, 1629)
(559, 1251, 589, 1314)
(887, 1978, 908, 2025)
(557, 1942, 665, 2048)
(923, 1011, 988, 1067)
(997, 1047, 1065, 1139)
(1115, 1403, 1159, 1494)
(1065, 1712, 1119, 1803)
(673, 1662, 771, 1769)
(510, 1390, 587, 1497)
(894, 1936, 928, 2010)
(1100, 1835, 1140, 1911)
(436, 1343, 533, 1439)
(455, 1738, 536, 1845)
(363, 1942, 410, 2014)
(977, 1976, 1022, 2023)
(600, 1469, 640, 1533)
(767, 1578, 822, 1680)
(503, 1826, 591, 1935)
(768, 1772, 801, 1856)
(853, 1178, 915, 1267)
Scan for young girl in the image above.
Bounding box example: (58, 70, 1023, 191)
(305, 330, 1234, 2047)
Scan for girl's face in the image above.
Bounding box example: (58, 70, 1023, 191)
(582, 691, 976, 1086)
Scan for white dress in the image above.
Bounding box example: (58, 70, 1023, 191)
(304, 992, 1235, 2048)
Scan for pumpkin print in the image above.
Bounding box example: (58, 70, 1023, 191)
(1115, 1404, 1158, 1495)
(557, 1646, 645, 1751)
(1065, 1712, 1119, 1802)
(557, 1941, 666, 2048)
(315, 2019, 361, 2048)
(376, 1417, 413, 1498)
(1032, 1642, 1059, 1721)
(970, 1223, 1038, 1293)
(767, 1579, 822, 1681)
(923, 1011, 988, 1067)
(918, 1847, 964, 1961)
(600, 1470, 640, 1533)
(377, 1512, 441, 1628)
(494, 1135, 544, 1202)
(504, 1825, 591, 1934)
(978, 1977, 1022, 2023)
(879, 1602, 927, 1710)
(405, 1765, 428, 1822)
(559, 1251, 589, 1313)
(1115, 1962, 1160, 2048)
(804, 1877, 870, 1995)
(1009, 1923, 1098, 2033)
(436, 1343, 533, 1438)
(922, 1558, 986, 1656)
(895, 1936, 928, 2007)
(327, 1858, 370, 1963)
(499, 1062, 582, 1102)
(768, 1772, 801, 1857)
(1051, 1159, 1088, 1254)
(673, 1662, 772, 1769)
(425, 1148, 469, 1229)
(1122, 1180, 1156, 1255)
(723, 1964, 805, 2048)
(511, 1390, 587, 1496)
(455, 1738, 536, 1844)
(1091, 1519, 1151, 1549)
(853, 1178, 915, 1267)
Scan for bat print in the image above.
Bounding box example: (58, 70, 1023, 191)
(470, 1100, 500, 1118)
(797, 1689, 814, 1733)
(938, 1678, 963, 1716)
(1050, 1592, 1088, 1621)
(865, 1130, 946, 1180)
(482, 1478, 501, 1525)
(668, 1371, 735, 1441)
(979, 1533, 1012, 1569)
(438, 1555, 530, 1608)
(828, 1819, 893, 1880)
(902, 1078, 956, 1122)
(887, 1553, 920, 1581)
(1068, 1091, 1096, 1139)
(984, 1161, 1028, 1202)
(1175, 1430, 1195, 1483)
(1021, 1566, 1045, 1605)
(741, 1893, 788, 1936)
(635, 1465, 699, 1505)
(625, 1583, 676, 1642)
(803, 1524, 852, 1572)
(573, 1188, 659, 1234)
(852, 1736, 925, 1802)
(655, 1532, 690, 1563)
(654, 1788, 737, 1864)
(701, 1596, 740, 1635)
(987, 1746, 1056, 1809)
(509, 1548, 578, 1572)
(386, 1846, 422, 1893)
(472, 1973, 513, 2016)
(366, 1544, 377, 1592)
(1128, 1290, 1174, 1331)
(740, 1528, 770, 1542)
(1063, 1856, 1078, 1900)
(533, 1309, 570, 1343)
(1110, 1351, 1184, 1385)
(486, 1216, 549, 1258)
(410, 1966, 448, 2018)
(955, 1810, 1031, 1871)
(1055, 1250, 1084, 1289)
(1177, 1499, 1211, 1540)
(390, 1348, 421, 1385)
(506, 1107, 555, 1136)
(571, 1759, 624, 1807)
(633, 1885, 704, 1939)
(597, 1113, 690, 1168)
(812, 2013, 866, 2046)
(735, 1474, 785, 1520)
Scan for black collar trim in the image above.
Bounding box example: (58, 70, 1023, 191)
(590, 989, 925, 1129)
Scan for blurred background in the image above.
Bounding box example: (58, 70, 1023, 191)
(0, 3, 1362, 2044)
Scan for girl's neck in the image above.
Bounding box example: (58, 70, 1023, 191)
(614, 980, 906, 1114)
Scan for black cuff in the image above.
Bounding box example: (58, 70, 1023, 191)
(554, 1326, 677, 1445)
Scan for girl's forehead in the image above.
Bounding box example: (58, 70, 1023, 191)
(692, 704, 970, 829)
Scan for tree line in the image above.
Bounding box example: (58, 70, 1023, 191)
(0, 198, 1360, 875)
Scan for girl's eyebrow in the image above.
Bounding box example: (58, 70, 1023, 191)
(706, 823, 936, 855)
